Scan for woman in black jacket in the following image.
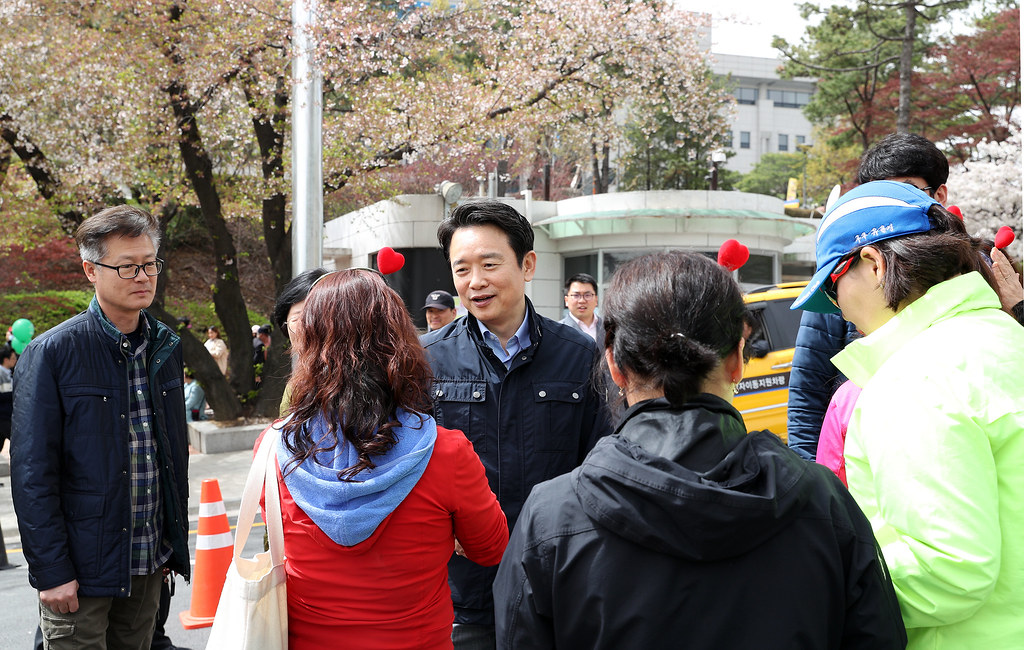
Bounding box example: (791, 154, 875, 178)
(493, 251, 907, 649)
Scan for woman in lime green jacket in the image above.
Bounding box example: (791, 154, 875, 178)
(792, 180, 1024, 649)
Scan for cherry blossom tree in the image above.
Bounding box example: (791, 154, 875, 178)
(0, 0, 728, 416)
(946, 122, 1022, 260)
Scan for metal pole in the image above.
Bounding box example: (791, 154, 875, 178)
(292, 0, 323, 275)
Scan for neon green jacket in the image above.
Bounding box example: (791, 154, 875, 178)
(835, 272, 1024, 649)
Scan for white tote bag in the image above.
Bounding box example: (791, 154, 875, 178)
(206, 425, 288, 650)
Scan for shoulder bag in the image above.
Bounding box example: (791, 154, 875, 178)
(205, 424, 288, 649)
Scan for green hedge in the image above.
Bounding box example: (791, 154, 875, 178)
(0, 291, 94, 336)
(1, 290, 271, 342)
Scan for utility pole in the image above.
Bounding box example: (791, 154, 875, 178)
(292, 0, 323, 274)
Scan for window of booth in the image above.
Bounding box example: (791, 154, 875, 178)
(738, 253, 775, 286)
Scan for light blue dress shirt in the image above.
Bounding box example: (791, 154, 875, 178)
(478, 313, 532, 368)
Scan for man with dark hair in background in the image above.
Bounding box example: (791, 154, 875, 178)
(560, 272, 604, 349)
(422, 200, 611, 649)
(788, 132, 950, 460)
(253, 324, 271, 385)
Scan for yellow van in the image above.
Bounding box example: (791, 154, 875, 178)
(735, 282, 808, 442)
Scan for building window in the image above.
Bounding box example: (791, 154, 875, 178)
(736, 87, 758, 105)
(778, 134, 789, 152)
(766, 89, 811, 108)
(738, 253, 775, 286)
(740, 131, 751, 149)
(726, 131, 734, 148)
(796, 135, 806, 147)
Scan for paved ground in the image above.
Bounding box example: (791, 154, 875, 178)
(0, 444, 262, 649)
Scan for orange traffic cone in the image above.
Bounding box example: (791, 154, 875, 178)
(179, 479, 234, 629)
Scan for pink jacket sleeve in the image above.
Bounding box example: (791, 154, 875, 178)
(815, 380, 861, 487)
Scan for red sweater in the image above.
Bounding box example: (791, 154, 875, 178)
(261, 426, 508, 649)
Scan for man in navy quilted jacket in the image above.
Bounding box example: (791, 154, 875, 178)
(12, 205, 190, 649)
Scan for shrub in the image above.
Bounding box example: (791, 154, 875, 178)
(0, 291, 94, 336)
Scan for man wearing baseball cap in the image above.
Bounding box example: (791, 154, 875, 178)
(793, 180, 1024, 649)
(422, 289, 458, 332)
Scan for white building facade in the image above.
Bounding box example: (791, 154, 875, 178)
(322, 191, 815, 327)
(713, 54, 817, 174)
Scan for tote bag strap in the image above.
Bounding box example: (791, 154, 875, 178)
(234, 422, 285, 564)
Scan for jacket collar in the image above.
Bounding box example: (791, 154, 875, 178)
(614, 396, 748, 468)
(464, 296, 543, 351)
(834, 272, 999, 385)
(86, 296, 180, 360)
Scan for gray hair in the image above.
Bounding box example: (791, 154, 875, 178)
(74, 205, 161, 262)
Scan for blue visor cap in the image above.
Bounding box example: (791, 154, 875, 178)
(792, 180, 939, 313)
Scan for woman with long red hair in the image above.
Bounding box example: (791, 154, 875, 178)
(258, 269, 508, 649)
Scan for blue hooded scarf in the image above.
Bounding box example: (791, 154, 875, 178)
(278, 408, 437, 547)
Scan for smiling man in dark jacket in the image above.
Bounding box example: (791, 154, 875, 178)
(421, 200, 611, 649)
(12, 205, 190, 649)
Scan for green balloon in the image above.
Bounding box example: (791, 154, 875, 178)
(11, 318, 33, 342)
(10, 336, 27, 354)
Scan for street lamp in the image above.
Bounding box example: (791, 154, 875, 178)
(436, 181, 463, 218)
(436, 181, 463, 205)
(709, 150, 727, 191)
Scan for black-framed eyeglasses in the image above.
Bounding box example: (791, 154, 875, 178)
(900, 180, 934, 196)
(822, 253, 857, 309)
(91, 258, 164, 279)
(568, 292, 596, 301)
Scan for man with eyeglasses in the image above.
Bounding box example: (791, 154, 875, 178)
(788, 132, 950, 461)
(560, 273, 604, 349)
(12, 205, 191, 649)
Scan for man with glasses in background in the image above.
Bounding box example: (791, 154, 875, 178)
(12, 205, 191, 649)
(560, 273, 604, 349)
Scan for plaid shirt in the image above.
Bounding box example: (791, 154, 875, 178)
(92, 301, 173, 575)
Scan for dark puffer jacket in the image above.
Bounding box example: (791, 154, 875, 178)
(787, 310, 861, 460)
(11, 302, 191, 596)
(495, 396, 907, 649)
(421, 299, 612, 625)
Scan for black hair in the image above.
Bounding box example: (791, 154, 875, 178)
(565, 272, 598, 295)
(602, 251, 746, 407)
(873, 204, 998, 310)
(0, 345, 15, 363)
(273, 268, 328, 339)
(857, 133, 950, 191)
(257, 324, 272, 336)
(437, 201, 534, 266)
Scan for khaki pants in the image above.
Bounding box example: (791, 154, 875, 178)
(39, 571, 163, 650)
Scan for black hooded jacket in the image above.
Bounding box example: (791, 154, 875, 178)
(494, 396, 906, 649)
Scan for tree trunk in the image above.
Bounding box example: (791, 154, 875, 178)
(242, 72, 292, 417)
(158, 3, 261, 414)
(243, 71, 292, 298)
(496, 159, 508, 197)
(0, 139, 10, 190)
(0, 113, 86, 233)
(601, 142, 611, 193)
(164, 78, 257, 399)
(151, 203, 244, 420)
(897, 1, 916, 133)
